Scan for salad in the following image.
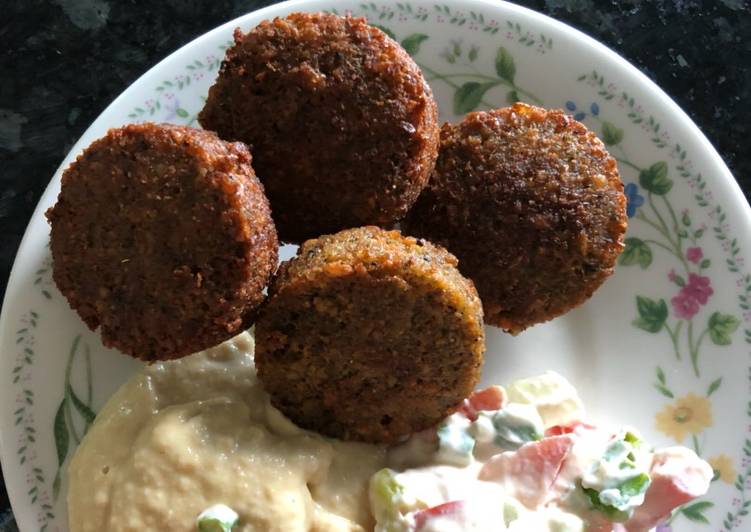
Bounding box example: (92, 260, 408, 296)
(369, 373, 712, 532)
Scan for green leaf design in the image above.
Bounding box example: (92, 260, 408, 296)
(52, 470, 61, 502)
(655, 367, 674, 397)
(708, 312, 740, 345)
(372, 24, 396, 39)
(602, 121, 624, 146)
(175, 108, 189, 118)
(68, 385, 96, 430)
(655, 384, 674, 398)
(681, 501, 714, 523)
(495, 47, 516, 83)
(506, 90, 520, 105)
(633, 296, 667, 333)
(619, 238, 652, 269)
(453, 81, 496, 114)
(53, 398, 68, 466)
(707, 377, 722, 397)
(639, 162, 673, 195)
(400, 33, 428, 55)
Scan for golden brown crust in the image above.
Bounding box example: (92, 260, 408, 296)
(46, 122, 279, 361)
(199, 12, 439, 243)
(255, 226, 484, 443)
(403, 103, 628, 333)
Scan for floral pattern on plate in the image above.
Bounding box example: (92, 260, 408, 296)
(2, 2, 749, 531)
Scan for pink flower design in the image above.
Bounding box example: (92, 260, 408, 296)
(686, 247, 703, 263)
(671, 274, 713, 319)
(685, 274, 714, 304)
(668, 269, 678, 283)
(672, 292, 700, 319)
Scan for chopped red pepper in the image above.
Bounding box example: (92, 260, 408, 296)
(458, 386, 506, 421)
(545, 420, 595, 437)
(413, 500, 466, 530)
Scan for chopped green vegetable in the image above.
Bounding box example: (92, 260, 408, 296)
(599, 432, 648, 475)
(502, 500, 521, 526)
(582, 473, 651, 521)
(369, 469, 412, 532)
(196, 504, 239, 532)
(581, 431, 653, 521)
(489, 405, 543, 450)
(582, 486, 630, 522)
(602, 439, 630, 462)
(371, 469, 405, 511)
(620, 473, 651, 499)
(436, 422, 475, 466)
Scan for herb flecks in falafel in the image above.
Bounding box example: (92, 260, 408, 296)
(200, 12, 439, 243)
(255, 226, 485, 443)
(404, 103, 627, 333)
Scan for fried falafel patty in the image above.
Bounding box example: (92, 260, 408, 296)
(403, 103, 627, 333)
(46, 123, 279, 361)
(199, 12, 439, 243)
(255, 226, 484, 443)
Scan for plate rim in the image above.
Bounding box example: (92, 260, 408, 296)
(1, 0, 749, 529)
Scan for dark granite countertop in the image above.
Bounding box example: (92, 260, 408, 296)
(1, 0, 750, 527)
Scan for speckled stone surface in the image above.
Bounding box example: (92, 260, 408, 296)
(1, 0, 750, 523)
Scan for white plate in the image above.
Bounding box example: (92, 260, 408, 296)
(2, 0, 750, 530)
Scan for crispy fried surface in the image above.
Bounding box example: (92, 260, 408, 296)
(255, 226, 485, 443)
(199, 12, 439, 242)
(46, 123, 278, 361)
(403, 103, 627, 333)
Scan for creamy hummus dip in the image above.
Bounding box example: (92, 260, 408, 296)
(68, 334, 711, 532)
(67, 333, 386, 532)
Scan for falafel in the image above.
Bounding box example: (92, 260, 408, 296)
(254, 226, 485, 443)
(199, 12, 439, 243)
(46, 122, 279, 361)
(402, 103, 627, 333)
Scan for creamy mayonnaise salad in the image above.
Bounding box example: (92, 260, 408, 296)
(67, 334, 712, 532)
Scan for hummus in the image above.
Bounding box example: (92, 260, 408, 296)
(67, 333, 386, 532)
